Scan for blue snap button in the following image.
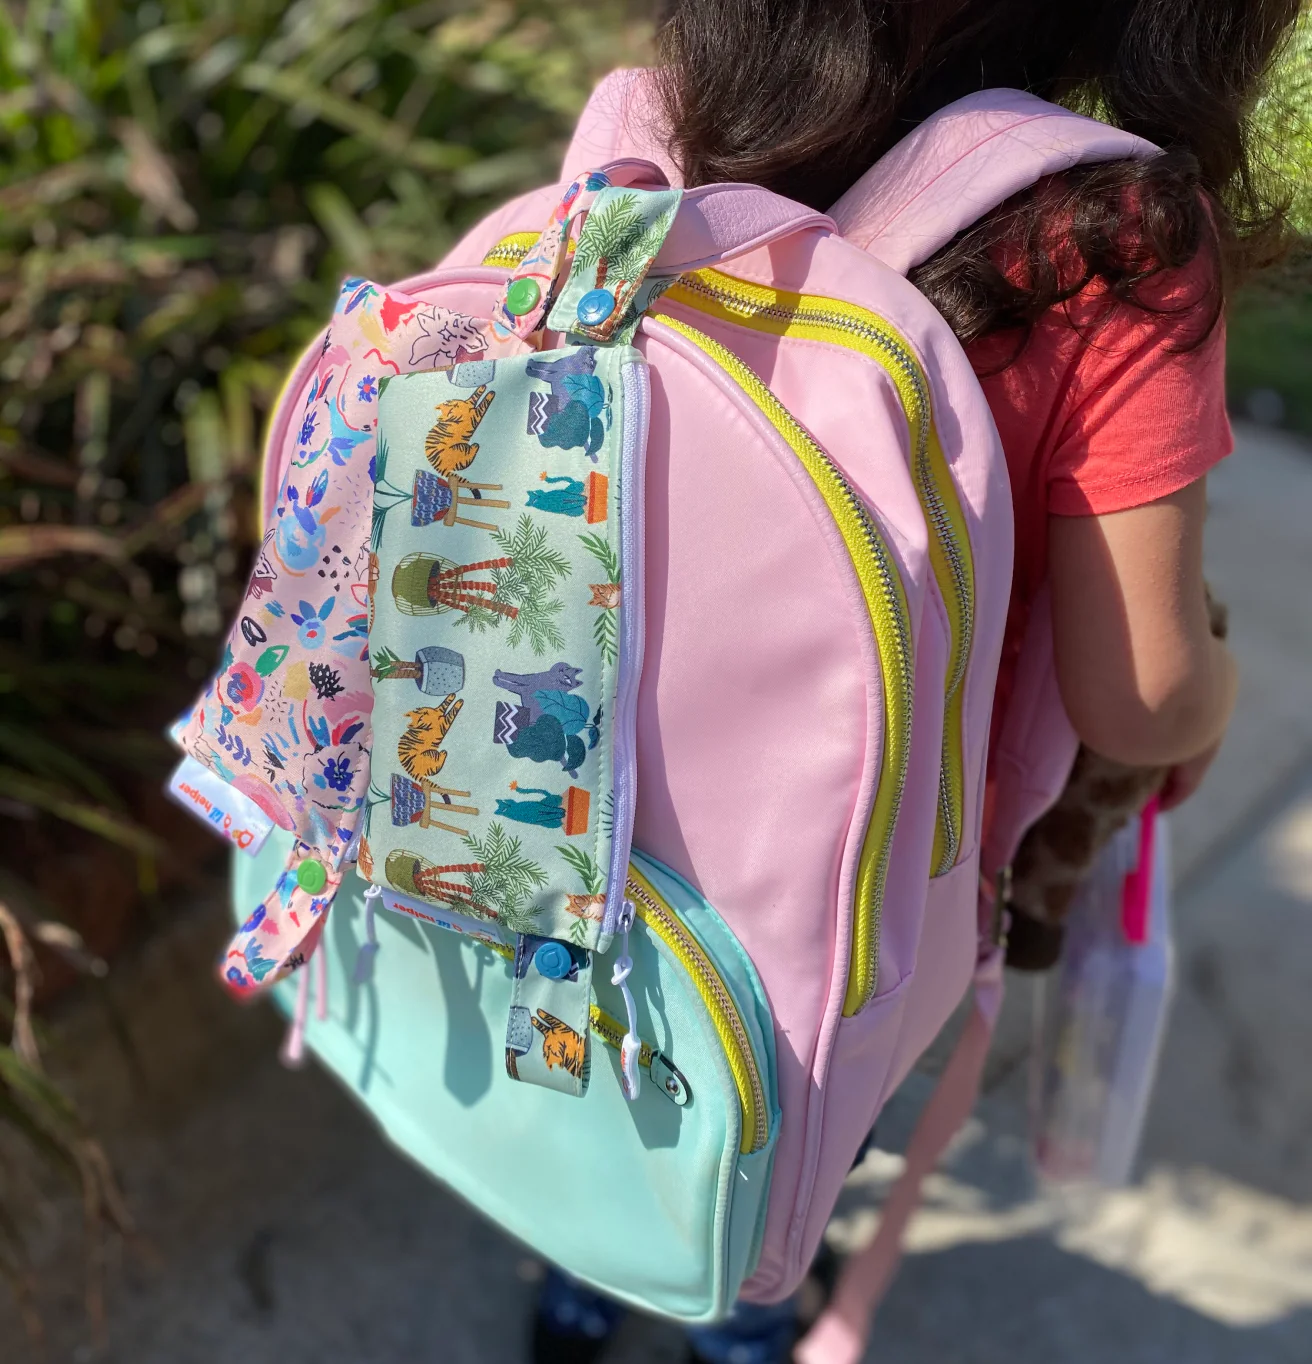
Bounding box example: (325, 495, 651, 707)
(534, 941, 574, 980)
(576, 288, 616, 327)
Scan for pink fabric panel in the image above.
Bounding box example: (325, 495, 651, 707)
(633, 324, 883, 1277)
(656, 185, 835, 273)
(561, 67, 683, 185)
(983, 584, 1080, 876)
(659, 230, 1014, 865)
(831, 88, 1156, 275)
(767, 583, 952, 1293)
(794, 951, 1005, 1364)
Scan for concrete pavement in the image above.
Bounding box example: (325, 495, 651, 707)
(3, 422, 1309, 1362)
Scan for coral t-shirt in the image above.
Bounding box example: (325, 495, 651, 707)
(965, 249, 1234, 741)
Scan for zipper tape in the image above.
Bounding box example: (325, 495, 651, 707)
(662, 269, 975, 878)
(626, 863, 769, 1153)
(646, 315, 913, 1019)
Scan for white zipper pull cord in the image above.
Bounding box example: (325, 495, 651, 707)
(353, 885, 382, 986)
(612, 899, 641, 1102)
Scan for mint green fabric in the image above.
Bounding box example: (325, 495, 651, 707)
(507, 934, 594, 1096)
(366, 347, 634, 952)
(233, 833, 779, 1322)
(546, 185, 682, 345)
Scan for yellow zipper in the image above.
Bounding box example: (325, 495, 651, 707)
(481, 231, 541, 269)
(648, 315, 913, 1018)
(589, 1004, 654, 1069)
(626, 865, 769, 1153)
(481, 235, 967, 1010)
(661, 270, 975, 879)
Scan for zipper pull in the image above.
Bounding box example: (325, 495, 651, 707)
(353, 885, 382, 986)
(611, 899, 641, 1102)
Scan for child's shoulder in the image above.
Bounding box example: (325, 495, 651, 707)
(969, 221, 1230, 519)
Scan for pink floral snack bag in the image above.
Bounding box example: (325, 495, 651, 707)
(170, 276, 486, 993)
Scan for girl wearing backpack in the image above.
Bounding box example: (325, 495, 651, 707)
(527, 2, 1301, 1362)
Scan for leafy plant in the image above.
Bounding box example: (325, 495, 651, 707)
(462, 821, 547, 936)
(579, 529, 620, 663)
(0, 896, 132, 1344)
(0, 0, 650, 1336)
(1226, 9, 1312, 432)
(454, 512, 571, 653)
(557, 843, 603, 896)
(557, 843, 603, 945)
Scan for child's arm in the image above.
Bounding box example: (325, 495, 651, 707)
(1049, 476, 1238, 768)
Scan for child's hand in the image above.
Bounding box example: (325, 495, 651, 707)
(1159, 736, 1223, 810)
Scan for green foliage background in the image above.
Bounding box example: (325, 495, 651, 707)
(0, 0, 647, 859)
(1228, 10, 1312, 430)
(0, 0, 647, 1328)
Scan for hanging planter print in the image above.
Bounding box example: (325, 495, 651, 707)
(363, 346, 639, 946)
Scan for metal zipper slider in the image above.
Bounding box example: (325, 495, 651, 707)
(612, 899, 641, 1101)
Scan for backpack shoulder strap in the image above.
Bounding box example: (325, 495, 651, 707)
(562, 68, 683, 185)
(831, 89, 1157, 274)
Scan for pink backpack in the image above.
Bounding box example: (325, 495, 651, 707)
(546, 70, 1151, 1332)
(174, 67, 1150, 1349)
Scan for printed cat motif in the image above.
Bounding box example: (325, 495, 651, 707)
(532, 1008, 588, 1079)
(397, 696, 463, 780)
(424, 385, 495, 477)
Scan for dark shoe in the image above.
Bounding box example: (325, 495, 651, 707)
(684, 1295, 801, 1364)
(532, 1314, 613, 1364)
(531, 1267, 626, 1364)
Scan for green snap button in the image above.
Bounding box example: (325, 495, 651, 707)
(505, 276, 541, 317)
(296, 858, 328, 894)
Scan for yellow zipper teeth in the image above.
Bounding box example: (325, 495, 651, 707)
(649, 314, 913, 1018)
(625, 866, 768, 1154)
(481, 232, 541, 268)
(481, 234, 973, 1003)
(589, 1004, 655, 1070)
(663, 269, 975, 879)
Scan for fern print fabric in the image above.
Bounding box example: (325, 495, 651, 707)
(364, 346, 642, 953)
(546, 184, 682, 346)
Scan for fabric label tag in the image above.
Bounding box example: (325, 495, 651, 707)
(167, 755, 274, 855)
(377, 885, 510, 952)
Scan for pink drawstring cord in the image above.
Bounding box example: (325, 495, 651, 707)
(280, 953, 313, 1069)
(315, 934, 329, 1020)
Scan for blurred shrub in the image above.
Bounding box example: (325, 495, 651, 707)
(0, 0, 648, 1332)
(0, 0, 649, 862)
(1228, 8, 1312, 433)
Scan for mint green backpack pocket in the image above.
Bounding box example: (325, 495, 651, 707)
(233, 836, 779, 1321)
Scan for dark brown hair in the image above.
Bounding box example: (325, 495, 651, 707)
(655, 0, 1303, 348)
